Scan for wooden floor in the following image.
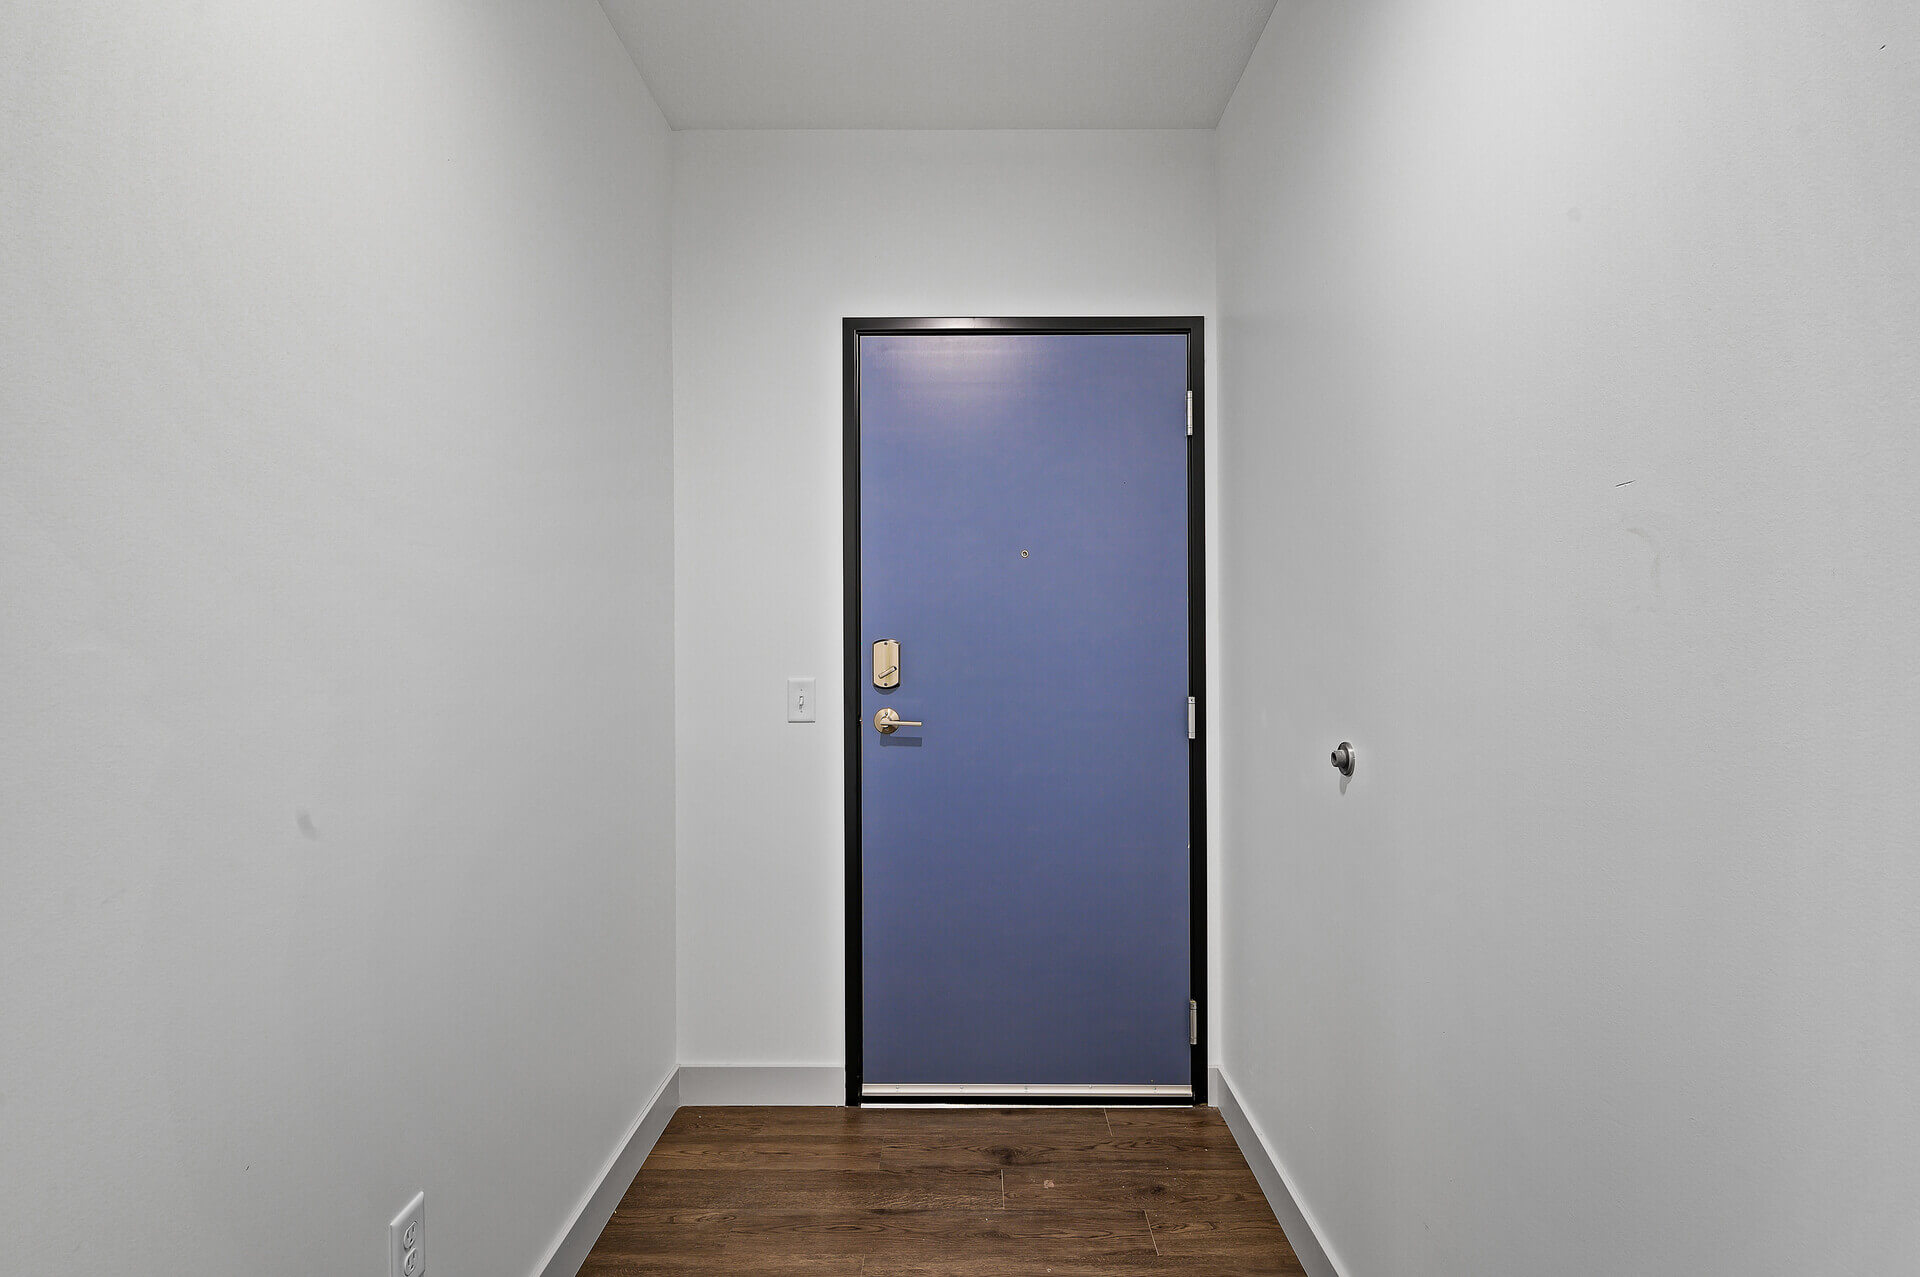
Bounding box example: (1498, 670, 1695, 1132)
(580, 1105, 1305, 1276)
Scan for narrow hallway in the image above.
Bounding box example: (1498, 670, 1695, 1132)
(6, 3, 1915, 1274)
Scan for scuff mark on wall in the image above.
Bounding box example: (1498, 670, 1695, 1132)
(1622, 525, 1665, 612)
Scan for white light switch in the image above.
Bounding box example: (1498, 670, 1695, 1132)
(786, 677, 816, 723)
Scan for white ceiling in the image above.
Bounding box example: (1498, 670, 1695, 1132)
(600, 1, 1278, 130)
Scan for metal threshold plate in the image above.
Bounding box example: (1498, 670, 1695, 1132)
(862, 1083, 1192, 1098)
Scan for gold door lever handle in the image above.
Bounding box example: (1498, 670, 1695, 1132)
(874, 708, 922, 734)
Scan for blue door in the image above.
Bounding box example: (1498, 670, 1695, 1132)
(855, 326, 1196, 1097)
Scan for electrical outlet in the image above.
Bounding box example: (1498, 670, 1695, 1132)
(390, 1191, 424, 1277)
(786, 677, 816, 723)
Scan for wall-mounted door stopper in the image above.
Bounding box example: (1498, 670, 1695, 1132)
(1331, 742, 1356, 777)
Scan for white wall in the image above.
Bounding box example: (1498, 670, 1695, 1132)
(0, 5, 675, 1275)
(1216, 3, 1919, 1275)
(671, 130, 1218, 1069)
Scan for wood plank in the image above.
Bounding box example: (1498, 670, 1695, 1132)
(865, 1261, 1293, 1277)
(581, 1255, 857, 1276)
(877, 1139, 1247, 1170)
(1001, 1165, 1276, 1216)
(650, 1134, 1227, 1174)
(666, 1106, 1108, 1139)
(643, 1135, 890, 1172)
(1103, 1107, 1230, 1129)
(630, 1207, 1151, 1254)
(594, 1208, 1157, 1273)
(1147, 1209, 1307, 1270)
(620, 1168, 1003, 1212)
(860, 1259, 1178, 1276)
(1104, 1108, 1244, 1147)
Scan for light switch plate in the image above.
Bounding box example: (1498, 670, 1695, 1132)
(390, 1191, 424, 1277)
(786, 677, 816, 723)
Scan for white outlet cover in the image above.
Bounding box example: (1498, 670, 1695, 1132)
(786, 677, 816, 723)
(390, 1191, 425, 1276)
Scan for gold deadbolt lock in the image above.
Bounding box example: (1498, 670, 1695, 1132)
(872, 638, 900, 689)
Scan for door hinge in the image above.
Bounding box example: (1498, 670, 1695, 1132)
(1189, 1000, 1199, 1045)
(1187, 696, 1197, 740)
(1186, 390, 1193, 436)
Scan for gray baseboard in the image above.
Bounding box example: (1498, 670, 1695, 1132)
(533, 1068, 680, 1277)
(1213, 1067, 1346, 1277)
(676, 1064, 847, 1105)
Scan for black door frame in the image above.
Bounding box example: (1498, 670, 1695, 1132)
(842, 316, 1207, 1107)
